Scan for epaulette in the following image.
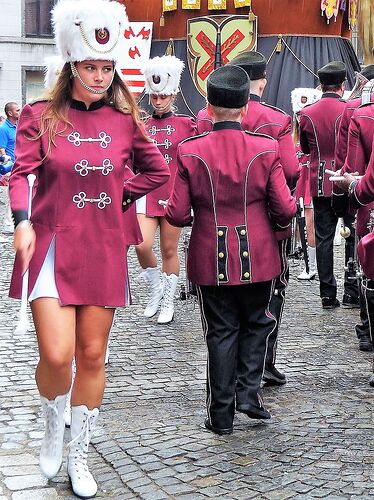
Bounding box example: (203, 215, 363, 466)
(357, 100, 374, 109)
(179, 131, 209, 146)
(260, 102, 287, 115)
(244, 130, 276, 141)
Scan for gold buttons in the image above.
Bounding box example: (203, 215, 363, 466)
(218, 230, 224, 237)
(242, 251, 248, 257)
(243, 272, 250, 278)
(218, 252, 225, 258)
(240, 229, 246, 236)
(218, 273, 224, 280)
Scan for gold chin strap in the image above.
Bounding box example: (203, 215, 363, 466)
(70, 62, 115, 95)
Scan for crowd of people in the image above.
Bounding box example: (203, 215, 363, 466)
(2, 0, 374, 497)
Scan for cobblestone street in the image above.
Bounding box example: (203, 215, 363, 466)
(0, 190, 373, 499)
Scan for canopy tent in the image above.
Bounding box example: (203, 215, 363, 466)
(121, 0, 361, 116)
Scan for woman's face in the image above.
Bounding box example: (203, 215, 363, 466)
(150, 94, 174, 115)
(72, 60, 114, 105)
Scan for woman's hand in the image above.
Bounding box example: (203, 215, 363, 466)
(13, 222, 36, 274)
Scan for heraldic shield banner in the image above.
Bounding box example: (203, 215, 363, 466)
(187, 15, 257, 97)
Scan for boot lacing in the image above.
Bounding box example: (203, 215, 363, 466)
(44, 403, 61, 455)
(160, 279, 174, 314)
(68, 413, 95, 478)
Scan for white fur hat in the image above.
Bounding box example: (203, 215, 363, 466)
(143, 56, 184, 95)
(52, 0, 128, 63)
(291, 88, 322, 114)
(44, 55, 65, 89)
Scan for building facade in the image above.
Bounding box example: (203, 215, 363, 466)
(0, 0, 56, 116)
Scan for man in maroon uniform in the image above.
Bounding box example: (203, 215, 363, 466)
(299, 62, 351, 309)
(334, 67, 374, 351)
(340, 93, 374, 352)
(166, 65, 296, 435)
(225, 51, 299, 386)
(336, 141, 374, 386)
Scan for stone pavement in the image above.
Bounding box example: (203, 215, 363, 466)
(0, 188, 373, 499)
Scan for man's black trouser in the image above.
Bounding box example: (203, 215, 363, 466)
(197, 281, 275, 430)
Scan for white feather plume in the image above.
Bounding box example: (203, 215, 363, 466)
(44, 55, 65, 89)
(52, 0, 128, 63)
(291, 88, 322, 114)
(143, 56, 185, 95)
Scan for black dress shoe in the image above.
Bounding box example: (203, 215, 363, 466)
(358, 333, 373, 352)
(236, 404, 271, 420)
(263, 365, 287, 385)
(342, 294, 360, 309)
(322, 297, 340, 309)
(204, 419, 233, 435)
(369, 374, 374, 387)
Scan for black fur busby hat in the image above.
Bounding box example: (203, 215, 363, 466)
(361, 64, 374, 81)
(228, 50, 267, 80)
(318, 61, 347, 85)
(207, 65, 249, 108)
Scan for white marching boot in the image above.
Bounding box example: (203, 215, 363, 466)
(39, 393, 68, 479)
(297, 247, 317, 280)
(141, 267, 164, 318)
(157, 273, 179, 324)
(68, 405, 99, 499)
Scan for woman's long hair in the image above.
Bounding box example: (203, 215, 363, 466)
(36, 62, 147, 158)
(358, 0, 374, 64)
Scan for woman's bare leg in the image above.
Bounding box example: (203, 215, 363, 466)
(72, 305, 114, 409)
(31, 298, 76, 399)
(159, 218, 182, 275)
(135, 214, 160, 269)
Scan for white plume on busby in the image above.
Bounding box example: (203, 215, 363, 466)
(143, 56, 184, 95)
(52, 0, 128, 63)
(291, 88, 322, 114)
(44, 55, 64, 89)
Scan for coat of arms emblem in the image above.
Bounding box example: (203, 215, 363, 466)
(187, 15, 257, 97)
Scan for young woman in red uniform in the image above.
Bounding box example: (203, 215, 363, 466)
(9, 1, 169, 497)
(135, 56, 197, 324)
(291, 88, 321, 280)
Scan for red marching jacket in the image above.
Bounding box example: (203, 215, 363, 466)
(341, 99, 374, 237)
(197, 96, 299, 241)
(9, 100, 169, 307)
(137, 112, 197, 216)
(299, 93, 347, 198)
(165, 122, 296, 286)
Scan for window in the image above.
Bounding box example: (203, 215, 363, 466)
(25, 0, 56, 37)
(25, 70, 45, 103)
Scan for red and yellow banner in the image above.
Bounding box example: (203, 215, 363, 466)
(208, 0, 227, 10)
(348, 0, 358, 30)
(163, 0, 177, 12)
(182, 0, 201, 8)
(321, 0, 340, 22)
(234, 0, 251, 7)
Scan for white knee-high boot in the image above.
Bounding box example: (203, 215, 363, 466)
(157, 273, 179, 324)
(297, 247, 317, 280)
(39, 393, 68, 479)
(141, 267, 164, 318)
(68, 405, 99, 499)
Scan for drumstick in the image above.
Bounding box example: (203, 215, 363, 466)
(14, 174, 36, 335)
